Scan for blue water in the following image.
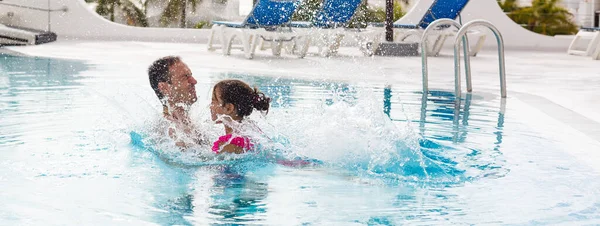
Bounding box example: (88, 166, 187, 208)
(1, 54, 600, 225)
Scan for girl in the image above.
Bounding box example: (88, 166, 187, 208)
(210, 79, 270, 154)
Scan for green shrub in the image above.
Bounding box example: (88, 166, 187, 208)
(498, 0, 578, 35)
(194, 21, 209, 29)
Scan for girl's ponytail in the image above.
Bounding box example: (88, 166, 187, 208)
(252, 87, 271, 114)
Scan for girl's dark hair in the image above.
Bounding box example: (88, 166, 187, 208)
(213, 79, 271, 118)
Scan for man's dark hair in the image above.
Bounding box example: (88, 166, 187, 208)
(148, 56, 180, 100)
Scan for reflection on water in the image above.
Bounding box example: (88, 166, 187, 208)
(133, 136, 272, 226)
(147, 166, 270, 225)
(0, 54, 89, 88)
(208, 168, 268, 223)
(383, 85, 392, 117)
(380, 86, 509, 182)
(0, 54, 90, 147)
(415, 91, 506, 146)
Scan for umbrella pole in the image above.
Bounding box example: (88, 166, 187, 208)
(385, 0, 393, 42)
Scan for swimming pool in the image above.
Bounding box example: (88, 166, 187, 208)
(1, 54, 600, 225)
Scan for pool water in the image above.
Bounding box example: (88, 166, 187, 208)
(1, 54, 600, 225)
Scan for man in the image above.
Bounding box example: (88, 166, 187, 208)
(148, 56, 203, 146)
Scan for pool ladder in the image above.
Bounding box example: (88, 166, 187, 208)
(421, 19, 507, 99)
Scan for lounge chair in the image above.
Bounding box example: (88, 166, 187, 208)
(259, 0, 382, 57)
(292, 0, 379, 56)
(0, 24, 57, 46)
(370, 0, 486, 56)
(593, 36, 600, 60)
(568, 27, 600, 59)
(207, 0, 302, 59)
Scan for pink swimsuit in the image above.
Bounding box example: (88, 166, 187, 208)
(212, 134, 254, 154)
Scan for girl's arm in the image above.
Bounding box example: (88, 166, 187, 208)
(219, 144, 245, 154)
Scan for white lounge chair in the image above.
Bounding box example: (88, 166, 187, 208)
(0, 24, 57, 46)
(567, 27, 600, 59)
(207, 0, 303, 59)
(592, 38, 600, 60)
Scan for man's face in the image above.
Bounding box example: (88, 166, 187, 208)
(166, 60, 197, 105)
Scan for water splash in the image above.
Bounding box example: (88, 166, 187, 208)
(131, 86, 475, 186)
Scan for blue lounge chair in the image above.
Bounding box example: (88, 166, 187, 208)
(207, 0, 301, 59)
(259, 0, 382, 57)
(568, 27, 600, 60)
(370, 0, 486, 56)
(293, 0, 368, 56)
(290, 0, 363, 29)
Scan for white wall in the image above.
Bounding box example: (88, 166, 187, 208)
(587, 0, 600, 27)
(0, 0, 577, 50)
(0, 0, 212, 42)
(575, 0, 597, 27)
(0, 0, 51, 31)
(142, 0, 243, 28)
(457, 0, 573, 51)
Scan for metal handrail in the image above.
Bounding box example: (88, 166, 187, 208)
(0, 2, 68, 12)
(421, 18, 470, 95)
(454, 20, 506, 98)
